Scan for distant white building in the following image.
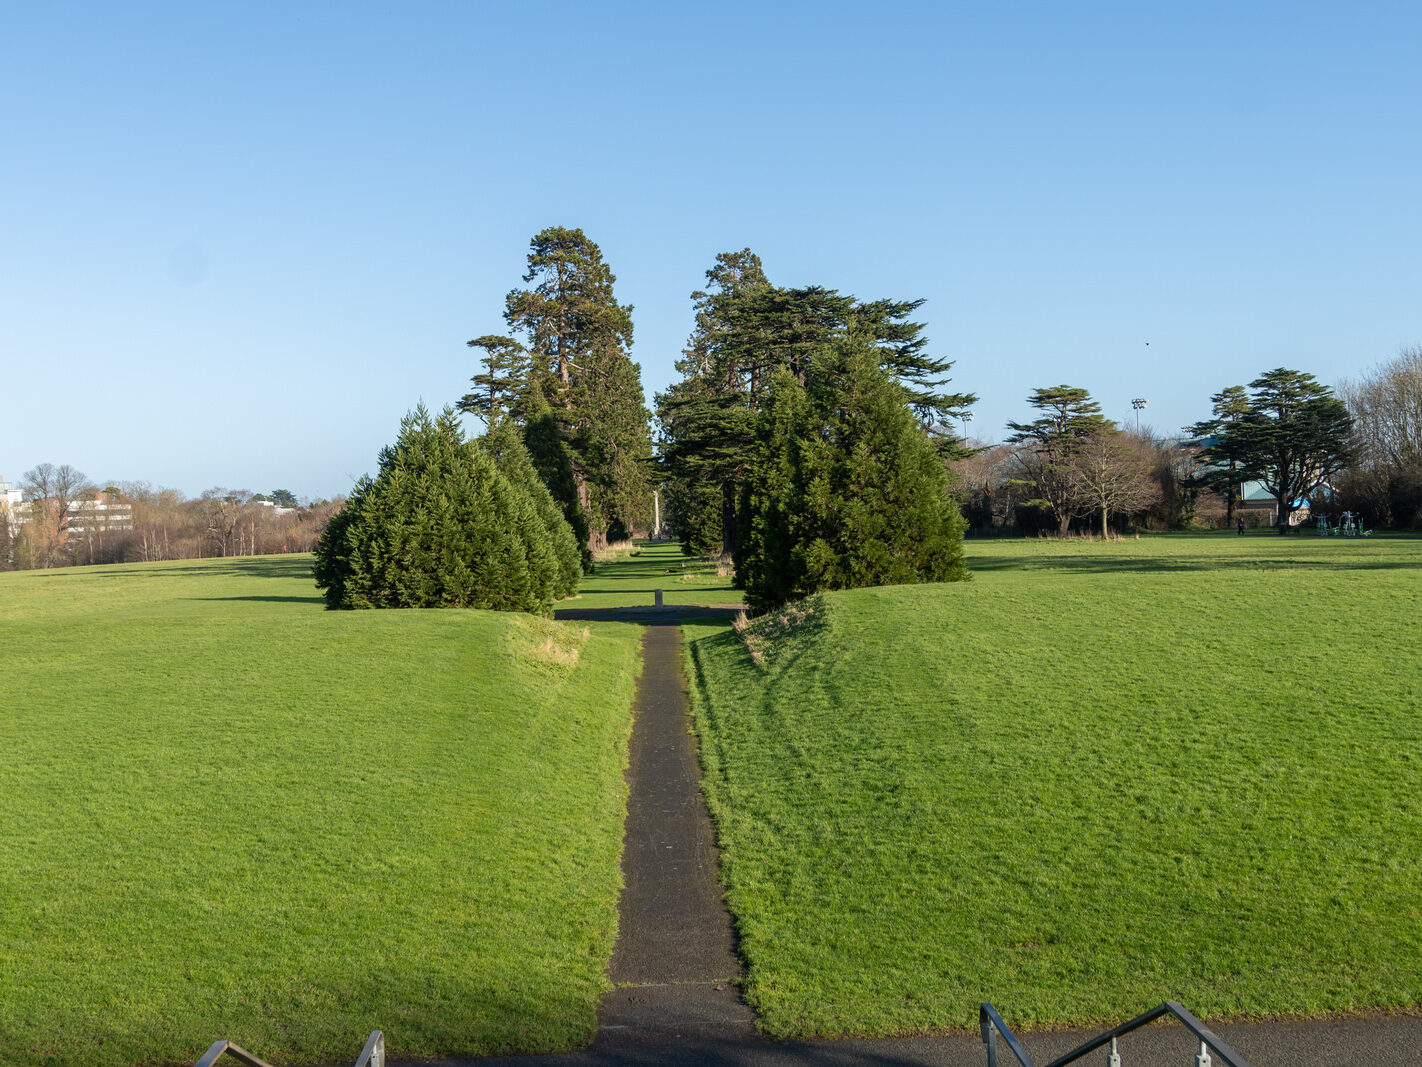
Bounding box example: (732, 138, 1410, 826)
(1, 477, 21, 515)
(2, 485, 134, 532)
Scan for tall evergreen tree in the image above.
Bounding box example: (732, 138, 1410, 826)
(1007, 385, 1114, 535)
(656, 249, 769, 554)
(522, 381, 594, 573)
(1185, 385, 1251, 523)
(497, 226, 654, 547)
(737, 336, 969, 613)
(459, 335, 531, 426)
(481, 417, 582, 598)
(1195, 368, 1352, 532)
(657, 250, 974, 557)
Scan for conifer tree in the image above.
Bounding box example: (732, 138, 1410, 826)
(501, 226, 654, 546)
(313, 405, 561, 613)
(522, 381, 594, 573)
(658, 250, 974, 556)
(1007, 386, 1113, 536)
(1192, 368, 1352, 531)
(738, 336, 969, 612)
(459, 335, 531, 426)
(481, 417, 582, 598)
(1185, 385, 1252, 523)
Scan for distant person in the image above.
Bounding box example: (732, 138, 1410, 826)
(1237, 517, 1245, 536)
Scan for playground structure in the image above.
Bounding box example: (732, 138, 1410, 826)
(1316, 511, 1371, 537)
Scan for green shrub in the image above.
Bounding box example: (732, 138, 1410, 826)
(313, 405, 561, 612)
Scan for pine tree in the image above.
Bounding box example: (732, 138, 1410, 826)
(1185, 385, 1252, 523)
(459, 335, 531, 426)
(522, 381, 594, 573)
(1006, 386, 1114, 535)
(1194, 368, 1352, 531)
(501, 226, 654, 547)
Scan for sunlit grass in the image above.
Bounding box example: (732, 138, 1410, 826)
(0, 555, 641, 1066)
(686, 532, 1422, 1037)
(570, 540, 742, 610)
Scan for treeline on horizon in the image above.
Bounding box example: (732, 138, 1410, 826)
(6, 226, 1421, 576)
(0, 473, 342, 571)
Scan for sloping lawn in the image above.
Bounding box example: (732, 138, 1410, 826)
(0, 555, 641, 1066)
(686, 533, 1422, 1037)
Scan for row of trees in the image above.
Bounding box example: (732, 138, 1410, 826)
(961, 364, 1408, 537)
(953, 430, 1206, 535)
(1, 465, 338, 571)
(1335, 346, 1422, 528)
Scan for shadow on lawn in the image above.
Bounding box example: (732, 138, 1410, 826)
(968, 554, 1422, 575)
(90, 557, 313, 581)
(195, 594, 326, 604)
(556, 606, 742, 628)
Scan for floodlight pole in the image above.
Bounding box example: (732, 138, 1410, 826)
(1131, 397, 1148, 434)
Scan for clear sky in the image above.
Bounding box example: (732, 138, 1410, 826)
(3, 2, 1419, 500)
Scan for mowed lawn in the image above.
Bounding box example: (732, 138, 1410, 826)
(573, 540, 740, 610)
(686, 533, 1422, 1038)
(0, 555, 641, 1066)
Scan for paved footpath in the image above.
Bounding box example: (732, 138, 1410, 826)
(400, 607, 1422, 1067)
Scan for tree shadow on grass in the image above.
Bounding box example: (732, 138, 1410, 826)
(193, 594, 326, 605)
(967, 555, 1422, 575)
(88, 557, 314, 581)
(555, 606, 742, 628)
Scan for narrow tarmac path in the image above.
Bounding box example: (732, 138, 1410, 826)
(591, 621, 757, 1050)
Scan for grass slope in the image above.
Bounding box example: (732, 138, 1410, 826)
(686, 533, 1422, 1037)
(0, 555, 641, 1066)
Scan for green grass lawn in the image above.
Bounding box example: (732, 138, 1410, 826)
(0, 555, 641, 1066)
(685, 532, 1422, 1037)
(570, 540, 741, 610)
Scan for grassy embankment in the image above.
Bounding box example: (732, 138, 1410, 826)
(0, 554, 642, 1066)
(686, 532, 1422, 1038)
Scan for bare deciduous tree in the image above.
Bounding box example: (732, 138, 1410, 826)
(1061, 432, 1161, 537)
(20, 463, 94, 567)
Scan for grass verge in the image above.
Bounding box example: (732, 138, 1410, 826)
(0, 555, 641, 1066)
(685, 533, 1422, 1037)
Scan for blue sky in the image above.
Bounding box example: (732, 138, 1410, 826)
(3, 2, 1419, 499)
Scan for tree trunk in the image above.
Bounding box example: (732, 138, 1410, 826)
(1101, 504, 1109, 538)
(721, 481, 738, 557)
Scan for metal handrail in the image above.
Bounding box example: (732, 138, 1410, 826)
(981, 1002, 1251, 1066)
(354, 1030, 385, 1067)
(195, 1030, 383, 1067)
(194, 1042, 274, 1067)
